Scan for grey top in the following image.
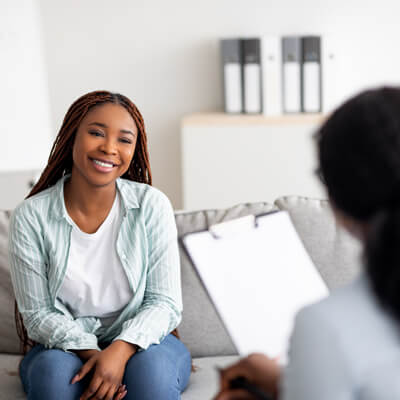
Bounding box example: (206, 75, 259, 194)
(282, 275, 400, 400)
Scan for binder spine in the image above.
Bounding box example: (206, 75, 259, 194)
(322, 35, 338, 113)
(221, 39, 243, 114)
(242, 38, 262, 114)
(282, 37, 302, 113)
(261, 36, 282, 116)
(302, 36, 321, 113)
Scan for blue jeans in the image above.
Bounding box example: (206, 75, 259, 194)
(20, 334, 191, 400)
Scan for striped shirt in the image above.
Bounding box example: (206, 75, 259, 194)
(8, 175, 182, 352)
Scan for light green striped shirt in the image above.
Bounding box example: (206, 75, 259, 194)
(8, 175, 182, 351)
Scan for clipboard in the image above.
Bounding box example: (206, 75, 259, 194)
(181, 210, 329, 362)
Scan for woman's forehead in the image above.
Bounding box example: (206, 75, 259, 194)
(81, 103, 137, 131)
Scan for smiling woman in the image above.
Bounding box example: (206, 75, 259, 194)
(8, 91, 191, 400)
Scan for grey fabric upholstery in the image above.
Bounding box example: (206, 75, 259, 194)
(0, 354, 24, 400)
(275, 196, 362, 289)
(182, 355, 239, 399)
(0, 210, 20, 354)
(175, 202, 277, 358)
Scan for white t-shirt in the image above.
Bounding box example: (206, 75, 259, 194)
(58, 191, 133, 327)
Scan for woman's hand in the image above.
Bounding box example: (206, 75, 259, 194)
(214, 353, 281, 400)
(71, 340, 137, 400)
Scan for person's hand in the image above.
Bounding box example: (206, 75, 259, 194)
(214, 353, 281, 400)
(71, 340, 137, 400)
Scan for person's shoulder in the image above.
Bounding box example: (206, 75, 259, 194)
(118, 179, 172, 209)
(295, 275, 400, 369)
(298, 276, 366, 320)
(291, 277, 368, 349)
(12, 184, 58, 222)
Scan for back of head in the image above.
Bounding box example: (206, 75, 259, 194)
(317, 87, 400, 320)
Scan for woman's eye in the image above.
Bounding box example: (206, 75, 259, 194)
(119, 137, 132, 144)
(89, 130, 104, 137)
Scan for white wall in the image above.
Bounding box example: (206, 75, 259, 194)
(27, 0, 400, 208)
(0, 0, 52, 172)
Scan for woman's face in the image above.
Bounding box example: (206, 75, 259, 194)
(71, 103, 138, 188)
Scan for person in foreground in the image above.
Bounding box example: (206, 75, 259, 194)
(8, 90, 191, 400)
(215, 87, 400, 400)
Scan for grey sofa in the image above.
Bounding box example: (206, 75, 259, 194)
(0, 196, 361, 399)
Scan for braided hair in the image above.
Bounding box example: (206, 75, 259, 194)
(316, 87, 400, 322)
(16, 90, 153, 354)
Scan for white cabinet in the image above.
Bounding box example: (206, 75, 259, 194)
(181, 113, 327, 210)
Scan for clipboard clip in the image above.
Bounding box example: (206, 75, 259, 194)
(209, 214, 257, 239)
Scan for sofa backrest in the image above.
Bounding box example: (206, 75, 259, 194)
(0, 197, 362, 358)
(275, 196, 361, 290)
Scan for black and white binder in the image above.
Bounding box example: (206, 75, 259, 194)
(261, 35, 282, 116)
(322, 35, 339, 113)
(242, 38, 262, 114)
(302, 36, 322, 113)
(221, 39, 243, 114)
(181, 211, 328, 361)
(282, 37, 302, 113)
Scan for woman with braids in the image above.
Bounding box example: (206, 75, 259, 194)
(215, 87, 400, 400)
(8, 90, 191, 400)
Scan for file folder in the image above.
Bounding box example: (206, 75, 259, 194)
(243, 38, 262, 114)
(282, 37, 302, 113)
(221, 39, 243, 114)
(261, 35, 282, 116)
(302, 36, 322, 113)
(181, 211, 328, 361)
(322, 35, 340, 113)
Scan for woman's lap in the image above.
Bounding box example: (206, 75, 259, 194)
(20, 334, 191, 400)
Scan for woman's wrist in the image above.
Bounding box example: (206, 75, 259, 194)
(109, 340, 138, 362)
(72, 348, 100, 361)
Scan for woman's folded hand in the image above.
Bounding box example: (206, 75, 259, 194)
(71, 340, 137, 400)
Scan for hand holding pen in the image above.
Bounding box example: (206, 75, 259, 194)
(214, 353, 281, 400)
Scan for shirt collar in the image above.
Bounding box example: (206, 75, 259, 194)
(50, 175, 140, 221)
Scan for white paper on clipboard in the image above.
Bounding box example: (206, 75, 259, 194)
(182, 211, 328, 362)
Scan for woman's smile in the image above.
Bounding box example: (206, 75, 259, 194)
(90, 157, 119, 173)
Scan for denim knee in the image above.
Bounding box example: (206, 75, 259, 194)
(123, 334, 191, 400)
(21, 346, 85, 400)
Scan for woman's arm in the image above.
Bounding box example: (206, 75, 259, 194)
(9, 206, 100, 351)
(113, 189, 182, 350)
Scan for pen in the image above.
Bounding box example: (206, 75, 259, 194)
(216, 367, 273, 400)
(230, 376, 273, 400)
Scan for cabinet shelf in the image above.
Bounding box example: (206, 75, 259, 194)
(181, 113, 326, 210)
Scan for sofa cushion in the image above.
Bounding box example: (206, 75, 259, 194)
(0, 210, 21, 354)
(0, 354, 24, 399)
(175, 202, 277, 358)
(0, 353, 239, 400)
(275, 196, 362, 289)
(182, 355, 239, 399)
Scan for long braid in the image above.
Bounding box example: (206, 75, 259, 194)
(16, 90, 153, 354)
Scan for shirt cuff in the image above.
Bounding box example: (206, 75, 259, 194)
(112, 332, 156, 351)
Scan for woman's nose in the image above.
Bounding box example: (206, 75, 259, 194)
(100, 139, 117, 154)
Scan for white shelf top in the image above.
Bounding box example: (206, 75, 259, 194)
(182, 112, 326, 126)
